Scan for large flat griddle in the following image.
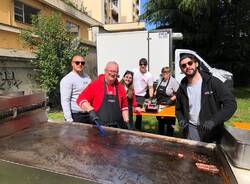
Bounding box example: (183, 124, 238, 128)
(0, 92, 236, 184)
(0, 122, 236, 184)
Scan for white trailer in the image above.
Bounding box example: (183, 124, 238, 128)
(96, 29, 233, 89)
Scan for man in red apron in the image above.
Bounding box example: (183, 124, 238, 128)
(77, 61, 129, 128)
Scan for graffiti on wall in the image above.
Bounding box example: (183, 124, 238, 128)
(0, 70, 23, 90)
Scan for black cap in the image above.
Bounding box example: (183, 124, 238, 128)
(139, 58, 147, 65)
(179, 54, 198, 64)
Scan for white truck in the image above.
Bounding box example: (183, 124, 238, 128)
(96, 29, 233, 89)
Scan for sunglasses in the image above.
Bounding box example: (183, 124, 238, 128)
(181, 61, 194, 69)
(139, 63, 147, 66)
(74, 61, 85, 65)
(162, 71, 169, 74)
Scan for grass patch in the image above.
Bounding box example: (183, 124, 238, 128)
(48, 110, 64, 120)
(226, 87, 250, 125)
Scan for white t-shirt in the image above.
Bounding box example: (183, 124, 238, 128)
(133, 68, 154, 96)
(187, 78, 202, 126)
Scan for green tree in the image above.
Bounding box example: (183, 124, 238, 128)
(141, 0, 232, 50)
(21, 13, 88, 106)
(141, 0, 250, 86)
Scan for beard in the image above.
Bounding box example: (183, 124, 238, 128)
(185, 67, 198, 78)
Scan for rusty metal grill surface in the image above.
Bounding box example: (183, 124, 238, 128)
(0, 122, 233, 184)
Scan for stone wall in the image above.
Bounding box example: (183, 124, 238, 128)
(84, 43, 97, 80)
(0, 57, 38, 94)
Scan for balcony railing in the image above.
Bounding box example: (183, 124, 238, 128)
(111, 0, 118, 14)
(112, 18, 118, 24)
(112, 0, 118, 7)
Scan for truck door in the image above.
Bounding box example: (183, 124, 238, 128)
(148, 30, 171, 80)
(96, 31, 148, 79)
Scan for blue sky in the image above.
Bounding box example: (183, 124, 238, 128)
(140, 0, 156, 30)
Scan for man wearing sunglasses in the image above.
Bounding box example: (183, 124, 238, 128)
(60, 53, 91, 123)
(176, 54, 237, 143)
(133, 58, 154, 130)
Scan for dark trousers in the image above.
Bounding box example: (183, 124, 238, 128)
(135, 115, 142, 130)
(185, 123, 201, 141)
(72, 112, 91, 124)
(128, 104, 135, 130)
(135, 96, 145, 130)
(156, 116, 176, 136)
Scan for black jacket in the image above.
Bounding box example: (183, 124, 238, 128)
(176, 71, 237, 142)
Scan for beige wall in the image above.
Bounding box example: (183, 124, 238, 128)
(120, 0, 139, 23)
(120, 0, 132, 22)
(0, 0, 12, 25)
(0, 30, 26, 50)
(0, 0, 92, 50)
(1, 0, 46, 30)
(78, 0, 104, 23)
(75, 0, 140, 24)
(103, 22, 145, 32)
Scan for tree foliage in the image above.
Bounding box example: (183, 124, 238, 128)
(21, 13, 88, 105)
(141, 0, 250, 85)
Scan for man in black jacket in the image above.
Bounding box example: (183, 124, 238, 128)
(176, 54, 237, 143)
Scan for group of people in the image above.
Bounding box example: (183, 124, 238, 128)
(60, 53, 236, 143)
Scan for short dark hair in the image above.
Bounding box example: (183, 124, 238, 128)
(179, 54, 198, 63)
(139, 58, 148, 65)
(71, 53, 84, 62)
(179, 54, 200, 68)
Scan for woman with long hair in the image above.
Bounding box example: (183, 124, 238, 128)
(120, 70, 139, 129)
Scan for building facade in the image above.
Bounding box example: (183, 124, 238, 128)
(75, 0, 140, 24)
(0, 0, 102, 93)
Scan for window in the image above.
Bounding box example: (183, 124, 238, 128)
(66, 21, 80, 37)
(14, 0, 40, 24)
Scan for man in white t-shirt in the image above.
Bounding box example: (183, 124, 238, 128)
(133, 58, 154, 130)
